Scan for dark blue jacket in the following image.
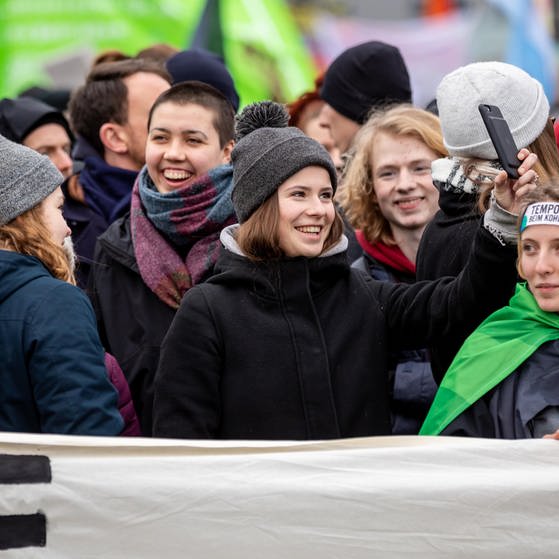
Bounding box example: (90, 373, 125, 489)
(0, 250, 123, 435)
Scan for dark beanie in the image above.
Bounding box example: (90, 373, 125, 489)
(0, 96, 73, 144)
(231, 102, 338, 223)
(166, 48, 240, 112)
(321, 41, 412, 124)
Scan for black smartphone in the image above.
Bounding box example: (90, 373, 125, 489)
(478, 104, 520, 179)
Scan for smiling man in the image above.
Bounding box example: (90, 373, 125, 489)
(64, 58, 171, 287)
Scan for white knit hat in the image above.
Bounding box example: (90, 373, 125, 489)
(436, 61, 549, 159)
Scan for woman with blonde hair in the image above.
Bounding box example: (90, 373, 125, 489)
(0, 135, 124, 434)
(338, 104, 447, 433)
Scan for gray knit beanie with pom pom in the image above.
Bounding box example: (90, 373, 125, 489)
(231, 101, 338, 223)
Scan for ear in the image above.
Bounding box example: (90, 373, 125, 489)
(221, 139, 235, 164)
(99, 122, 129, 155)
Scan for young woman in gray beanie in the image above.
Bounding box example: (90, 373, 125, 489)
(416, 61, 559, 382)
(152, 101, 539, 441)
(0, 135, 124, 435)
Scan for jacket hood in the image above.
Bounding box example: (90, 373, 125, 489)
(0, 250, 50, 304)
(0, 96, 73, 144)
(212, 225, 350, 298)
(219, 224, 348, 258)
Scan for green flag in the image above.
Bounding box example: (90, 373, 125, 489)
(217, 0, 316, 105)
(0, 0, 204, 98)
(420, 283, 559, 435)
(0, 0, 315, 107)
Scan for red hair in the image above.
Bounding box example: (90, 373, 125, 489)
(287, 73, 325, 129)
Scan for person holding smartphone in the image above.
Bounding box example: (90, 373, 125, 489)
(421, 182, 559, 438)
(152, 101, 538, 441)
(416, 61, 559, 382)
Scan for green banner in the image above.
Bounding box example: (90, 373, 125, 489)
(0, 0, 316, 106)
(0, 0, 203, 98)
(220, 0, 316, 105)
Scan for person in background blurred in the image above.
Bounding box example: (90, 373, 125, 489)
(64, 58, 170, 287)
(287, 74, 342, 174)
(338, 105, 447, 433)
(136, 43, 179, 66)
(0, 96, 73, 178)
(166, 47, 240, 113)
(318, 40, 412, 156)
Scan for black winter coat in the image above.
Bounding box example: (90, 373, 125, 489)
(88, 214, 176, 435)
(352, 253, 437, 435)
(416, 191, 517, 382)
(153, 224, 517, 441)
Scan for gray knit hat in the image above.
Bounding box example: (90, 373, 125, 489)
(0, 134, 63, 225)
(436, 61, 549, 159)
(231, 101, 338, 223)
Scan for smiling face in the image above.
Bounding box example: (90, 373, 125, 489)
(146, 101, 233, 193)
(519, 224, 559, 312)
(371, 131, 440, 237)
(276, 166, 335, 258)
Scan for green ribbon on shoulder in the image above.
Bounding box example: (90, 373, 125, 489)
(420, 283, 559, 435)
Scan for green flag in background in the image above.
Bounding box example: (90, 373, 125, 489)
(210, 0, 317, 105)
(0, 0, 316, 106)
(0, 0, 204, 98)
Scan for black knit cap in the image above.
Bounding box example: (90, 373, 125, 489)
(320, 40, 412, 124)
(231, 101, 338, 223)
(0, 96, 73, 144)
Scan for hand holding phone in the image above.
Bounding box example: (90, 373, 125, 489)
(478, 104, 520, 179)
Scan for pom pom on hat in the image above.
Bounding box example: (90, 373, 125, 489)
(235, 101, 289, 141)
(436, 61, 549, 159)
(0, 134, 63, 225)
(231, 101, 338, 223)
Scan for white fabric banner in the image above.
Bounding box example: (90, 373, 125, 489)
(0, 433, 558, 557)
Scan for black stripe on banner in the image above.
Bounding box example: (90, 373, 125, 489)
(0, 513, 46, 549)
(0, 454, 51, 484)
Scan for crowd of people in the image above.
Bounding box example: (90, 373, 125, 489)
(1, 38, 558, 441)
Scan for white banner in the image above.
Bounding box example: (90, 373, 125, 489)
(0, 434, 558, 557)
